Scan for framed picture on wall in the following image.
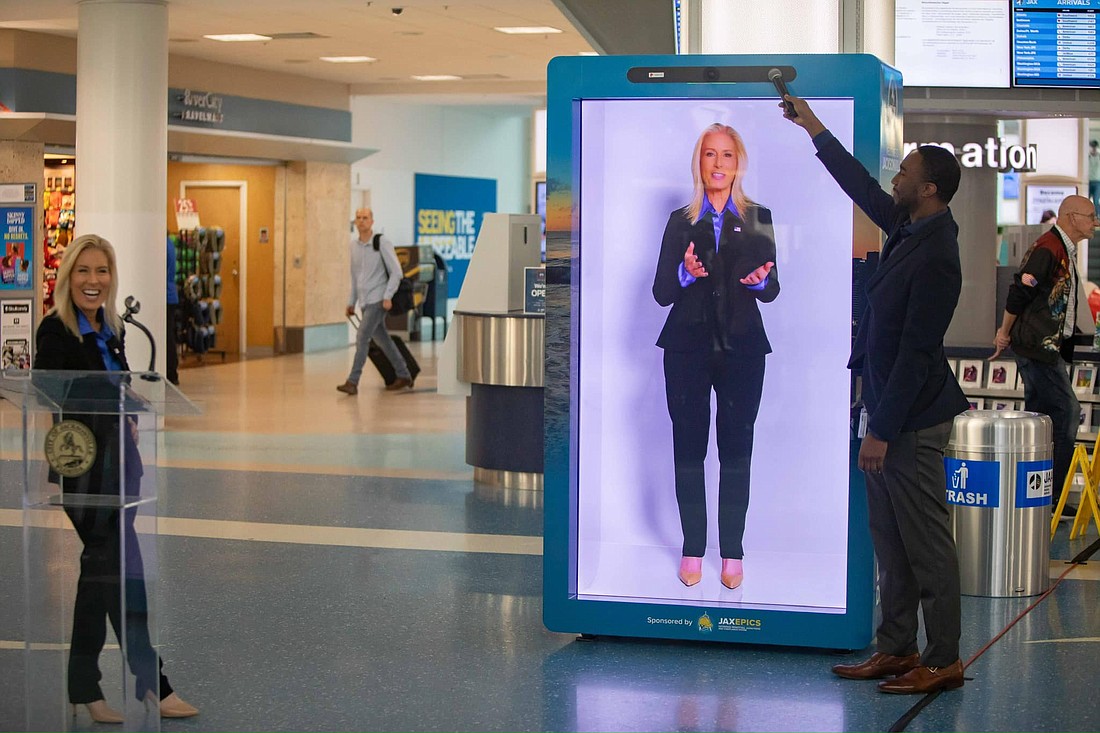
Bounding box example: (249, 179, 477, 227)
(1072, 364, 1097, 394)
(958, 359, 983, 389)
(986, 361, 1017, 390)
(968, 398, 985, 411)
(990, 399, 1013, 411)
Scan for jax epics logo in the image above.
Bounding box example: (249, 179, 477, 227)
(697, 612, 714, 634)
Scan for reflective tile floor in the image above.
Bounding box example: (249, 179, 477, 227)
(1, 343, 1099, 732)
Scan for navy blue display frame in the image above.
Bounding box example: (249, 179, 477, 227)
(543, 53, 902, 650)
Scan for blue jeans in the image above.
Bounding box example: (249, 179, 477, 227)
(347, 302, 410, 384)
(1017, 356, 1080, 494)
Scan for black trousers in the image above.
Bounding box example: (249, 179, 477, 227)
(863, 420, 961, 667)
(663, 349, 765, 559)
(64, 503, 172, 704)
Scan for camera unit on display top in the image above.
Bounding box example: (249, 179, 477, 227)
(543, 53, 902, 650)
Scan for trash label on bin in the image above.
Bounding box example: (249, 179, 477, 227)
(1015, 459, 1053, 508)
(944, 458, 999, 507)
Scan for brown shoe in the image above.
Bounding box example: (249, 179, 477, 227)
(832, 652, 921, 680)
(336, 381, 358, 395)
(877, 660, 964, 694)
(385, 377, 413, 391)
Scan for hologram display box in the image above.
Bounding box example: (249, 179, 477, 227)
(543, 54, 904, 649)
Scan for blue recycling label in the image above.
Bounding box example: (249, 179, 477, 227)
(944, 457, 1000, 508)
(1015, 459, 1054, 508)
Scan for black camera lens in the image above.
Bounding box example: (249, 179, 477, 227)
(704, 67, 719, 81)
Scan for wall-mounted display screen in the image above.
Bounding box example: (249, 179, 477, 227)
(1026, 183, 1078, 223)
(576, 97, 855, 614)
(1013, 0, 1100, 88)
(895, 0, 1011, 88)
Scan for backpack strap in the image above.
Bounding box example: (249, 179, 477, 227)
(372, 233, 382, 251)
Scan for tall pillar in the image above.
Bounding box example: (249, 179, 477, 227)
(905, 116, 1000, 347)
(75, 0, 167, 374)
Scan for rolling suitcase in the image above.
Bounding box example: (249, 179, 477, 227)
(350, 314, 421, 386)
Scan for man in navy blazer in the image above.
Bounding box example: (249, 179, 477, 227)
(783, 95, 969, 695)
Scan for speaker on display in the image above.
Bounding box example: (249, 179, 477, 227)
(210, 251, 221, 274)
(211, 275, 222, 298)
(210, 299, 222, 325)
(212, 228, 225, 252)
(196, 227, 209, 249)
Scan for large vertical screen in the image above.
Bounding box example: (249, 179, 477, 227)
(575, 98, 856, 614)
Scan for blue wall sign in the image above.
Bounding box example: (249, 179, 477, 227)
(944, 457, 1000, 507)
(1015, 459, 1054, 508)
(413, 173, 496, 300)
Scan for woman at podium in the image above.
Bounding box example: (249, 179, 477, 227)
(34, 234, 198, 723)
(652, 123, 780, 591)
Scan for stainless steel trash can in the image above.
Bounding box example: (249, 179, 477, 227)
(946, 410, 1053, 597)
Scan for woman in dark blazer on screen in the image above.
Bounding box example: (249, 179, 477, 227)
(653, 123, 780, 590)
(35, 234, 198, 723)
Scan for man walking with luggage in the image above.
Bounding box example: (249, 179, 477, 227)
(337, 207, 414, 394)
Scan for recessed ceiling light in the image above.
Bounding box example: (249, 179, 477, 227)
(412, 74, 462, 81)
(203, 33, 272, 42)
(320, 56, 377, 63)
(493, 26, 563, 34)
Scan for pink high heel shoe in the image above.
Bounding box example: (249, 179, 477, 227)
(679, 556, 703, 587)
(721, 558, 743, 589)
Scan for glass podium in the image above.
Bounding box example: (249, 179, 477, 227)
(0, 369, 199, 732)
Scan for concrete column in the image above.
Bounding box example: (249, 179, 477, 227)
(905, 116, 1000, 347)
(75, 0, 167, 374)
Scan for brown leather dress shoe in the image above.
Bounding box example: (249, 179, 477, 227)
(832, 651, 921, 680)
(385, 377, 413, 391)
(336, 381, 358, 395)
(877, 660, 964, 694)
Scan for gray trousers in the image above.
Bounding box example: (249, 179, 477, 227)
(347, 302, 410, 384)
(864, 419, 961, 667)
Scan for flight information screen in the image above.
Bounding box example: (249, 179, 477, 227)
(1013, 0, 1100, 88)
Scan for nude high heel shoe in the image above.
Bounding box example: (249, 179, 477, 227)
(158, 692, 199, 718)
(720, 558, 743, 590)
(72, 700, 124, 724)
(678, 556, 703, 587)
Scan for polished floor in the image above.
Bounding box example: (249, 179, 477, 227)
(1, 341, 1099, 732)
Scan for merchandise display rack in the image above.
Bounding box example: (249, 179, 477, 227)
(173, 226, 226, 363)
(41, 168, 76, 312)
(948, 346, 1100, 443)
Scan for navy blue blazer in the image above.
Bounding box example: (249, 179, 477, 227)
(815, 133, 968, 442)
(653, 204, 780, 355)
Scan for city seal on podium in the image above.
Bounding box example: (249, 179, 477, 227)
(44, 420, 97, 478)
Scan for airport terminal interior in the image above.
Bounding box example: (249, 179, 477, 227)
(1, 347, 1099, 732)
(3, 1, 1100, 731)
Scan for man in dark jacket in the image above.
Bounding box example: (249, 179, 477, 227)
(783, 94, 969, 694)
(992, 194, 1098, 506)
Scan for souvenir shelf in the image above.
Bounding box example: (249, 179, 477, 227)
(41, 170, 76, 313)
(947, 346, 1100, 444)
(174, 226, 225, 362)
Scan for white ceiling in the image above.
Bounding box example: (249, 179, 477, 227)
(0, 0, 595, 101)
